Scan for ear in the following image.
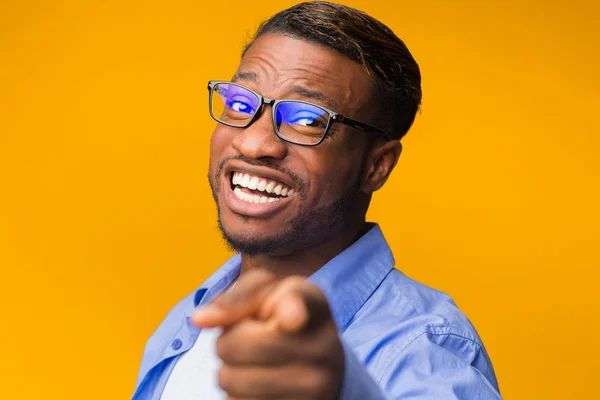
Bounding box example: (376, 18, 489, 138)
(361, 140, 402, 193)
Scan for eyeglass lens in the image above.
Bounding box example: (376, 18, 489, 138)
(211, 82, 330, 144)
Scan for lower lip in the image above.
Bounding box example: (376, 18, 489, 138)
(223, 179, 293, 217)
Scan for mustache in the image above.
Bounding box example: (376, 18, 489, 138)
(215, 155, 307, 194)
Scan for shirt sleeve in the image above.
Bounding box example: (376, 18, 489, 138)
(339, 337, 390, 400)
(339, 332, 502, 400)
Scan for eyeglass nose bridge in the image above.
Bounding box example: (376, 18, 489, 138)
(254, 96, 276, 117)
(246, 96, 279, 130)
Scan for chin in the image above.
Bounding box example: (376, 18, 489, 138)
(219, 224, 289, 256)
(217, 211, 308, 256)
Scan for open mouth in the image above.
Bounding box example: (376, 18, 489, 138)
(229, 171, 295, 204)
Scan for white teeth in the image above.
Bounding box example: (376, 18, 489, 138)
(248, 177, 258, 190)
(234, 187, 256, 204)
(241, 174, 250, 187)
(233, 187, 243, 198)
(234, 187, 284, 204)
(231, 172, 295, 198)
(265, 181, 275, 193)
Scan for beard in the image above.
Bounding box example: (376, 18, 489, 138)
(208, 156, 366, 256)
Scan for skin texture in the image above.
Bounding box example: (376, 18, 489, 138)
(201, 33, 402, 399)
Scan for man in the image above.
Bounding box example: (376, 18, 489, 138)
(132, 2, 502, 399)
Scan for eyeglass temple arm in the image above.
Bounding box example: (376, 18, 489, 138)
(335, 115, 392, 141)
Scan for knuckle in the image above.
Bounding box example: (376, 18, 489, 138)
(216, 335, 234, 361)
(309, 329, 340, 360)
(303, 338, 326, 360)
(218, 365, 235, 392)
(304, 367, 331, 395)
(323, 328, 341, 350)
(286, 276, 306, 287)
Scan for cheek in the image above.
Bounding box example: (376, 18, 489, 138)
(209, 127, 232, 173)
(300, 148, 360, 204)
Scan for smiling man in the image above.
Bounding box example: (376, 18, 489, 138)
(132, 2, 502, 399)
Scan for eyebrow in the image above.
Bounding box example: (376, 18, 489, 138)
(288, 86, 338, 110)
(231, 71, 338, 110)
(232, 71, 258, 83)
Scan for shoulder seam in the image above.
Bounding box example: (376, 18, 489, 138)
(377, 325, 483, 385)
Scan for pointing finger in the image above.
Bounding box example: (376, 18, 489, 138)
(192, 269, 277, 328)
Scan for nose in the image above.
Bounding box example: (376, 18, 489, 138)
(231, 106, 288, 160)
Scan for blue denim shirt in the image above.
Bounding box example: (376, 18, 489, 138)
(132, 224, 502, 399)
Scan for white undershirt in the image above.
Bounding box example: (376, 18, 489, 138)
(159, 327, 226, 400)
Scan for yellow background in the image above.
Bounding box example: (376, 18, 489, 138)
(1, 0, 599, 398)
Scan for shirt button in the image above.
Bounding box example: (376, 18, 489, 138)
(171, 339, 182, 350)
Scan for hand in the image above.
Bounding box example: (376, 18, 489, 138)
(192, 269, 345, 400)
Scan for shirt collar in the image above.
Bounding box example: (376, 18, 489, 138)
(307, 223, 395, 330)
(183, 253, 242, 318)
(186, 223, 395, 330)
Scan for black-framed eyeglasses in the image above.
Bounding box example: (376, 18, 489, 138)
(207, 80, 391, 146)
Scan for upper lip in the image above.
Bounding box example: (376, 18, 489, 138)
(224, 161, 296, 190)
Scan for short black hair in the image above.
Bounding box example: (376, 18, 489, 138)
(244, 1, 422, 140)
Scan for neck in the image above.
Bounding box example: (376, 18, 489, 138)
(239, 218, 370, 279)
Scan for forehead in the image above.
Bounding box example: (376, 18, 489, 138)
(235, 33, 373, 114)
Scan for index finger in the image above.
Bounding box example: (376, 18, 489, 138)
(192, 268, 277, 328)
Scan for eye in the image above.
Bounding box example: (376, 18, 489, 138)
(226, 96, 256, 115)
(289, 111, 327, 128)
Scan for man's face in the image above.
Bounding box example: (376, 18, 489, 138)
(208, 33, 375, 256)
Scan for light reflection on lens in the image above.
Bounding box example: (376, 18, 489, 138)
(212, 83, 259, 126)
(276, 101, 329, 144)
